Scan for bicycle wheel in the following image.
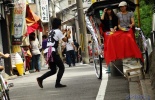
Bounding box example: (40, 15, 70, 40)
(0, 87, 9, 100)
(93, 55, 103, 79)
(0, 77, 10, 100)
(142, 50, 149, 73)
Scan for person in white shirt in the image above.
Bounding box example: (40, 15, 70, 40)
(65, 31, 76, 67)
(37, 18, 68, 88)
(29, 33, 41, 72)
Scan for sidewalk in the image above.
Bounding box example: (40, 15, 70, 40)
(102, 59, 155, 100)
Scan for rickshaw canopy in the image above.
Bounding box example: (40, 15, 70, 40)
(86, 0, 136, 17)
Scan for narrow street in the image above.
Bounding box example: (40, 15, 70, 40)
(9, 64, 103, 100)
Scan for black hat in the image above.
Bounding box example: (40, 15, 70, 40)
(106, 6, 112, 10)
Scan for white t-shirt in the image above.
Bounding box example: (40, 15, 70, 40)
(44, 29, 65, 53)
(30, 38, 41, 55)
(66, 38, 74, 51)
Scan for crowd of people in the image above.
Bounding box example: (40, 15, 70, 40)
(21, 26, 82, 73)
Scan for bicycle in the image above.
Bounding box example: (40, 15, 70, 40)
(135, 27, 150, 74)
(0, 68, 14, 100)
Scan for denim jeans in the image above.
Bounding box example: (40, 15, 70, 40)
(31, 54, 40, 71)
(66, 50, 75, 66)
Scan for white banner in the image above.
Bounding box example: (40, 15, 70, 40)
(12, 0, 26, 45)
(40, 0, 49, 23)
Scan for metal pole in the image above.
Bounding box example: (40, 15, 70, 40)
(76, 0, 89, 64)
(75, 17, 80, 44)
(1, 13, 12, 75)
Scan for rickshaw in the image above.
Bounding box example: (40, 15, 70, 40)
(86, 0, 149, 79)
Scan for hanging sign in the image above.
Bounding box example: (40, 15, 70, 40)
(12, 0, 26, 45)
(40, 0, 49, 23)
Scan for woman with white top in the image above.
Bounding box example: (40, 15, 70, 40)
(65, 30, 76, 67)
(29, 32, 41, 72)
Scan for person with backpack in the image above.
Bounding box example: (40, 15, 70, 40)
(36, 18, 68, 88)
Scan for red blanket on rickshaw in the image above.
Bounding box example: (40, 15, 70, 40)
(101, 28, 143, 65)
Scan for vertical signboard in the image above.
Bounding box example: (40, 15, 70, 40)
(40, 0, 49, 23)
(12, 0, 26, 45)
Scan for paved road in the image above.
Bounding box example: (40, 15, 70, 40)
(9, 64, 102, 100)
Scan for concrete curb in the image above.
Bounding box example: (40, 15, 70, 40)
(140, 79, 155, 100)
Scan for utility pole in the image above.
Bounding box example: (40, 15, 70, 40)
(76, 0, 89, 64)
(135, 0, 141, 27)
(48, 0, 56, 30)
(51, 0, 56, 18)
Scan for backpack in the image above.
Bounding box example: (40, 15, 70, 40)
(47, 30, 59, 49)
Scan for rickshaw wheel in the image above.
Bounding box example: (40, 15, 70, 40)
(93, 55, 103, 79)
(142, 50, 149, 74)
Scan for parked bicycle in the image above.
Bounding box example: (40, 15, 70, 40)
(0, 53, 14, 100)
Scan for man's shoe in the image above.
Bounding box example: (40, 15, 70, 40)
(36, 77, 43, 88)
(55, 84, 67, 88)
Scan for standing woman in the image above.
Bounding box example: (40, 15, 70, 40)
(101, 7, 118, 32)
(65, 30, 76, 67)
(117, 1, 135, 31)
(29, 32, 41, 72)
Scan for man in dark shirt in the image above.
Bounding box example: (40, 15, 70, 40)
(42, 35, 48, 50)
(73, 39, 79, 63)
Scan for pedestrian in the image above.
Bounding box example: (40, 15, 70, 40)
(61, 41, 67, 63)
(73, 39, 79, 63)
(88, 40, 92, 57)
(36, 18, 68, 88)
(29, 32, 41, 72)
(65, 30, 76, 67)
(42, 35, 48, 64)
(21, 45, 32, 71)
(42, 35, 48, 52)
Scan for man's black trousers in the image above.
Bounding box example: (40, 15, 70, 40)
(40, 51, 65, 84)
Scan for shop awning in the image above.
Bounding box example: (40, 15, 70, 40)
(25, 5, 42, 36)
